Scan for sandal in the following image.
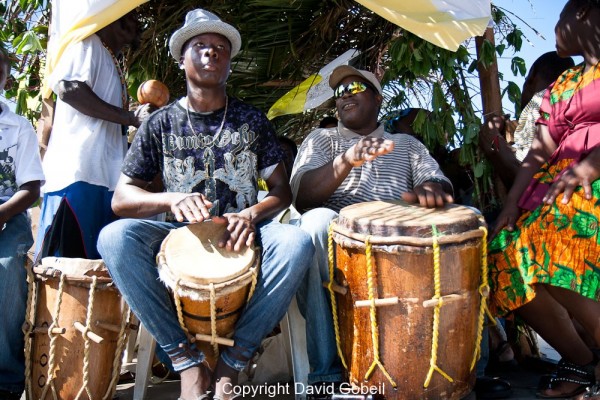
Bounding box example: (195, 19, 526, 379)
(583, 384, 600, 399)
(536, 358, 596, 399)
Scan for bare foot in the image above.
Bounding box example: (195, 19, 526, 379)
(179, 363, 212, 400)
(213, 358, 239, 400)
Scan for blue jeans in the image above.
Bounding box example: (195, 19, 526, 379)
(98, 218, 313, 372)
(0, 211, 33, 393)
(292, 208, 343, 384)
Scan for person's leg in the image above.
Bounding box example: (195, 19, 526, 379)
(215, 219, 314, 399)
(0, 212, 33, 396)
(474, 323, 512, 399)
(97, 219, 210, 400)
(293, 207, 343, 385)
(486, 318, 517, 372)
(545, 285, 600, 349)
(516, 284, 595, 397)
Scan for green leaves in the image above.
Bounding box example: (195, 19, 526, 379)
(510, 56, 526, 77)
(13, 30, 44, 54)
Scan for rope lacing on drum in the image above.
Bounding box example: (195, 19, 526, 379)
(40, 272, 66, 400)
(74, 275, 98, 400)
(209, 283, 220, 357)
(470, 226, 494, 371)
(23, 258, 37, 400)
(424, 226, 454, 388)
(326, 222, 348, 370)
(246, 263, 258, 303)
(363, 235, 398, 389)
(174, 280, 191, 338)
(103, 306, 132, 400)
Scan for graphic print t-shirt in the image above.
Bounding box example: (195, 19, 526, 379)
(123, 97, 283, 216)
(0, 103, 45, 203)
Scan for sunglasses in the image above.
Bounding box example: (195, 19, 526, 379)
(333, 81, 373, 99)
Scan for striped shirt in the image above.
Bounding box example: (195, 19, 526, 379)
(290, 123, 452, 212)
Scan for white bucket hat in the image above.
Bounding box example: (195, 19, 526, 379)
(169, 9, 242, 62)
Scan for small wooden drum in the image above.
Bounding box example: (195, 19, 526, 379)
(25, 257, 132, 400)
(330, 200, 487, 400)
(157, 221, 259, 367)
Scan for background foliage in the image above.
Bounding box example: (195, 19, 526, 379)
(1, 0, 530, 212)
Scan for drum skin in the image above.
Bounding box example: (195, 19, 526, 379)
(30, 260, 126, 400)
(332, 200, 484, 400)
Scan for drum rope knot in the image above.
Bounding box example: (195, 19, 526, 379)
(424, 226, 454, 388)
(327, 222, 348, 370)
(470, 226, 495, 371)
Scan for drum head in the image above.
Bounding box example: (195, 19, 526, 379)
(36, 257, 108, 278)
(335, 200, 481, 241)
(159, 221, 256, 285)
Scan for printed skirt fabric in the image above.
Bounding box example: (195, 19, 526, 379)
(489, 164, 600, 316)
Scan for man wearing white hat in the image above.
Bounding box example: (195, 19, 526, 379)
(98, 9, 313, 400)
(290, 65, 453, 398)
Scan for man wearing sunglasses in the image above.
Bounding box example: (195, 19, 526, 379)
(289, 65, 453, 398)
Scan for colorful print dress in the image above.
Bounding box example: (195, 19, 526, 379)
(489, 64, 600, 316)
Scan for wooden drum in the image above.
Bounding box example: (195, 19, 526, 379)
(26, 257, 132, 400)
(330, 200, 487, 400)
(157, 221, 259, 368)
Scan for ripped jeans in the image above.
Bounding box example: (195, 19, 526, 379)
(0, 211, 33, 394)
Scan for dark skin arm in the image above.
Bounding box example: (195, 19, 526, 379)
(295, 136, 395, 211)
(0, 181, 40, 227)
(112, 163, 291, 252)
(296, 136, 452, 210)
(478, 116, 522, 189)
(492, 123, 557, 236)
(58, 80, 154, 128)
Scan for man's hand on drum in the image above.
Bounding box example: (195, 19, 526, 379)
(401, 181, 453, 208)
(216, 213, 256, 252)
(343, 137, 395, 167)
(171, 192, 215, 223)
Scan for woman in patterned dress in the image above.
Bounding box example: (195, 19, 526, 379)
(489, 0, 600, 397)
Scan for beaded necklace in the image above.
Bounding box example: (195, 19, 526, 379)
(100, 40, 128, 110)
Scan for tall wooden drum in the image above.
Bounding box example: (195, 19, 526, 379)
(26, 257, 131, 400)
(330, 200, 487, 400)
